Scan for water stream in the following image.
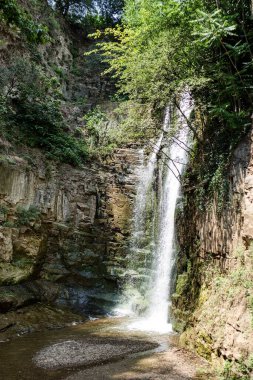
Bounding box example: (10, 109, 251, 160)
(116, 94, 192, 333)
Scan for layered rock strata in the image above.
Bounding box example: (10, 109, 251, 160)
(0, 147, 142, 315)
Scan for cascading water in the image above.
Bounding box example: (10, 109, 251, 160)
(142, 117, 189, 333)
(116, 108, 170, 315)
(117, 94, 192, 333)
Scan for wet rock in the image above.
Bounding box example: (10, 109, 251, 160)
(0, 303, 84, 340)
(0, 285, 38, 313)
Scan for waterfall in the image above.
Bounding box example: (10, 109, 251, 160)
(116, 108, 170, 316)
(117, 94, 191, 333)
(143, 115, 189, 332)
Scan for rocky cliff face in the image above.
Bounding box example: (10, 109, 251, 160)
(0, 0, 139, 322)
(0, 147, 142, 317)
(174, 128, 253, 363)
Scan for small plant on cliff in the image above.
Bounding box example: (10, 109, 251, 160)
(219, 357, 253, 380)
(248, 293, 253, 327)
(174, 272, 189, 299)
(83, 106, 123, 156)
(0, 0, 49, 43)
(84, 106, 108, 148)
(15, 205, 41, 227)
(0, 204, 8, 216)
(2, 221, 15, 228)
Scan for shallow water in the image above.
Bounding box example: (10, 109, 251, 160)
(0, 317, 178, 380)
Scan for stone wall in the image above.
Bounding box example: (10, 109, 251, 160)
(174, 128, 253, 362)
(0, 147, 142, 315)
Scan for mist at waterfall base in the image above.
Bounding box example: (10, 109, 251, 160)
(115, 95, 191, 334)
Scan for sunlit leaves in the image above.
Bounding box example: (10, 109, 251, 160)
(88, 0, 252, 143)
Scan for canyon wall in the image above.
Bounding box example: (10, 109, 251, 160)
(0, 147, 141, 315)
(0, 0, 138, 321)
(174, 128, 253, 362)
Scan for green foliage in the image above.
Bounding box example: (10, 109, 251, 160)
(175, 273, 189, 298)
(44, 133, 88, 165)
(0, 0, 49, 43)
(13, 257, 34, 269)
(219, 357, 253, 380)
(89, 0, 253, 206)
(0, 205, 8, 215)
(89, 0, 206, 107)
(16, 205, 40, 226)
(54, 0, 93, 17)
(71, 13, 113, 34)
(15, 97, 88, 165)
(2, 221, 15, 228)
(115, 100, 159, 142)
(96, 0, 124, 19)
(84, 106, 108, 144)
(174, 260, 193, 300)
(192, 9, 237, 46)
(0, 59, 88, 166)
(52, 65, 66, 79)
(204, 158, 229, 213)
(249, 296, 253, 327)
(53, 0, 123, 27)
(83, 106, 117, 156)
(83, 102, 156, 156)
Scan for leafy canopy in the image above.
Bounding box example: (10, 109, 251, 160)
(88, 0, 253, 204)
(89, 0, 252, 139)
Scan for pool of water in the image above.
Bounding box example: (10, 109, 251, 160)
(0, 317, 178, 380)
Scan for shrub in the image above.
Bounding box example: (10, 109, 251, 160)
(2, 221, 15, 228)
(16, 205, 40, 226)
(0, 59, 88, 166)
(219, 357, 253, 380)
(0, 0, 49, 43)
(0, 205, 8, 215)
